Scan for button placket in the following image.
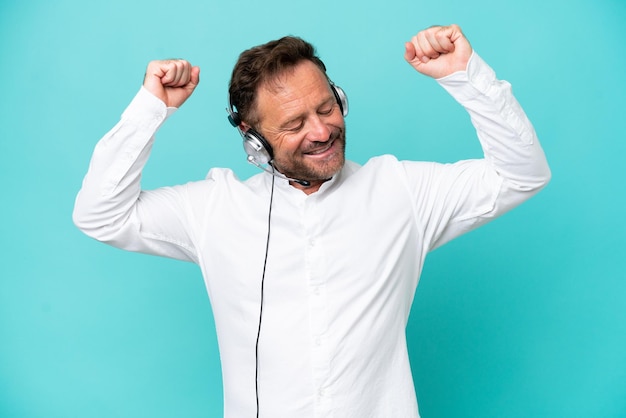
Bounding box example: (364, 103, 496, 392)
(303, 198, 332, 414)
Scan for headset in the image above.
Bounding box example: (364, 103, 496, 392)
(226, 80, 349, 167)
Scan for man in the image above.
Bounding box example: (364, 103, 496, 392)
(74, 24, 550, 417)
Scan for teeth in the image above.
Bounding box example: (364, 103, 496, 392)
(307, 142, 332, 155)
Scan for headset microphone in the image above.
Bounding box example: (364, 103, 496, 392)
(247, 156, 311, 187)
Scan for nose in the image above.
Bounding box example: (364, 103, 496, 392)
(306, 115, 332, 142)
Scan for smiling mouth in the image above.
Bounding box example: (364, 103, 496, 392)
(304, 139, 335, 156)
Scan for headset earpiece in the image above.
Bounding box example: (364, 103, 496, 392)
(242, 128, 273, 165)
(330, 82, 349, 117)
(227, 99, 274, 165)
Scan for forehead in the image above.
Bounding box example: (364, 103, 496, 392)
(255, 61, 332, 124)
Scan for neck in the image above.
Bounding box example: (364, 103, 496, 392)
(289, 179, 326, 194)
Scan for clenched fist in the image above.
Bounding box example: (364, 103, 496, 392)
(143, 59, 200, 108)
(404, 24, 473, 79)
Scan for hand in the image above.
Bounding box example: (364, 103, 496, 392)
(404, 24, 473, 79)
(143, 59, 200, 108)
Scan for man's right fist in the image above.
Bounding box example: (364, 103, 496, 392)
(143, 59, 200, 108)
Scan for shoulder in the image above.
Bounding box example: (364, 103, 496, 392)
(339, 155, 424, 187)
(356, 155, 432, 176)
(175, 167, 266, 197)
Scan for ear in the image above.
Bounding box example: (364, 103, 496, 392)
(240, 121, 253, 133)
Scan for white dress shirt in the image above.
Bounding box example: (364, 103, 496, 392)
(74, 52, 550, 418)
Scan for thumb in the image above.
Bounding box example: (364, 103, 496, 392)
(189, 66, 201, 90)
(176, 66, 201, 107)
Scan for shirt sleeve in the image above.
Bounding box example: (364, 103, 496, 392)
(405, 52, 551, 250)
(72, 87, 200, 263)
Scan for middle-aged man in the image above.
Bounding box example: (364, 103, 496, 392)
(74, 24, 551, 417)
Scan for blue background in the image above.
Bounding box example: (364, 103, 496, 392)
(1, 0, 625, 417)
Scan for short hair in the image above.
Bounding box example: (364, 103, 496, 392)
(228, 36, 327, 127)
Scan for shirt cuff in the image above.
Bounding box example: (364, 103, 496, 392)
(436, 51, 498, 103)
(121, 86, 178, 124)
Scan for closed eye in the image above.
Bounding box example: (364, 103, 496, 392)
(317, 98, 335, 116)
(284, 119, 304, 132)
(318, 105, 334, 116)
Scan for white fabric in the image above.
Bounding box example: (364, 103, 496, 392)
(74, 52, 550, 417)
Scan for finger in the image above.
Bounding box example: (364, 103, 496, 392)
(407, 34, 429, 63)
(173, 62, 197, 89)
(176, 61, 190, 86)
(429, 26, 456, 54)
(404, 32, 430, 62)
(403, 41, 417, 62)
(189, 66, 200, 88)
(162, 60, 191, 87)
(170, 61, 187, 86)
(418, 28, 450, 62)
(159, 61, 178, 86)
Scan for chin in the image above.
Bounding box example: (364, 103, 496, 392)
(278, 134, 347, 181)
(308, 143, 345, 179)
(310, 156, 345, 181)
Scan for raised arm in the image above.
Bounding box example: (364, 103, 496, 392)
(73, 60, 203, 262)
(402, 25, 551, 249)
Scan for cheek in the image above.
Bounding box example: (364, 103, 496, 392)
(331, 115, 346, 134)
(271, 135, 304, 157)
